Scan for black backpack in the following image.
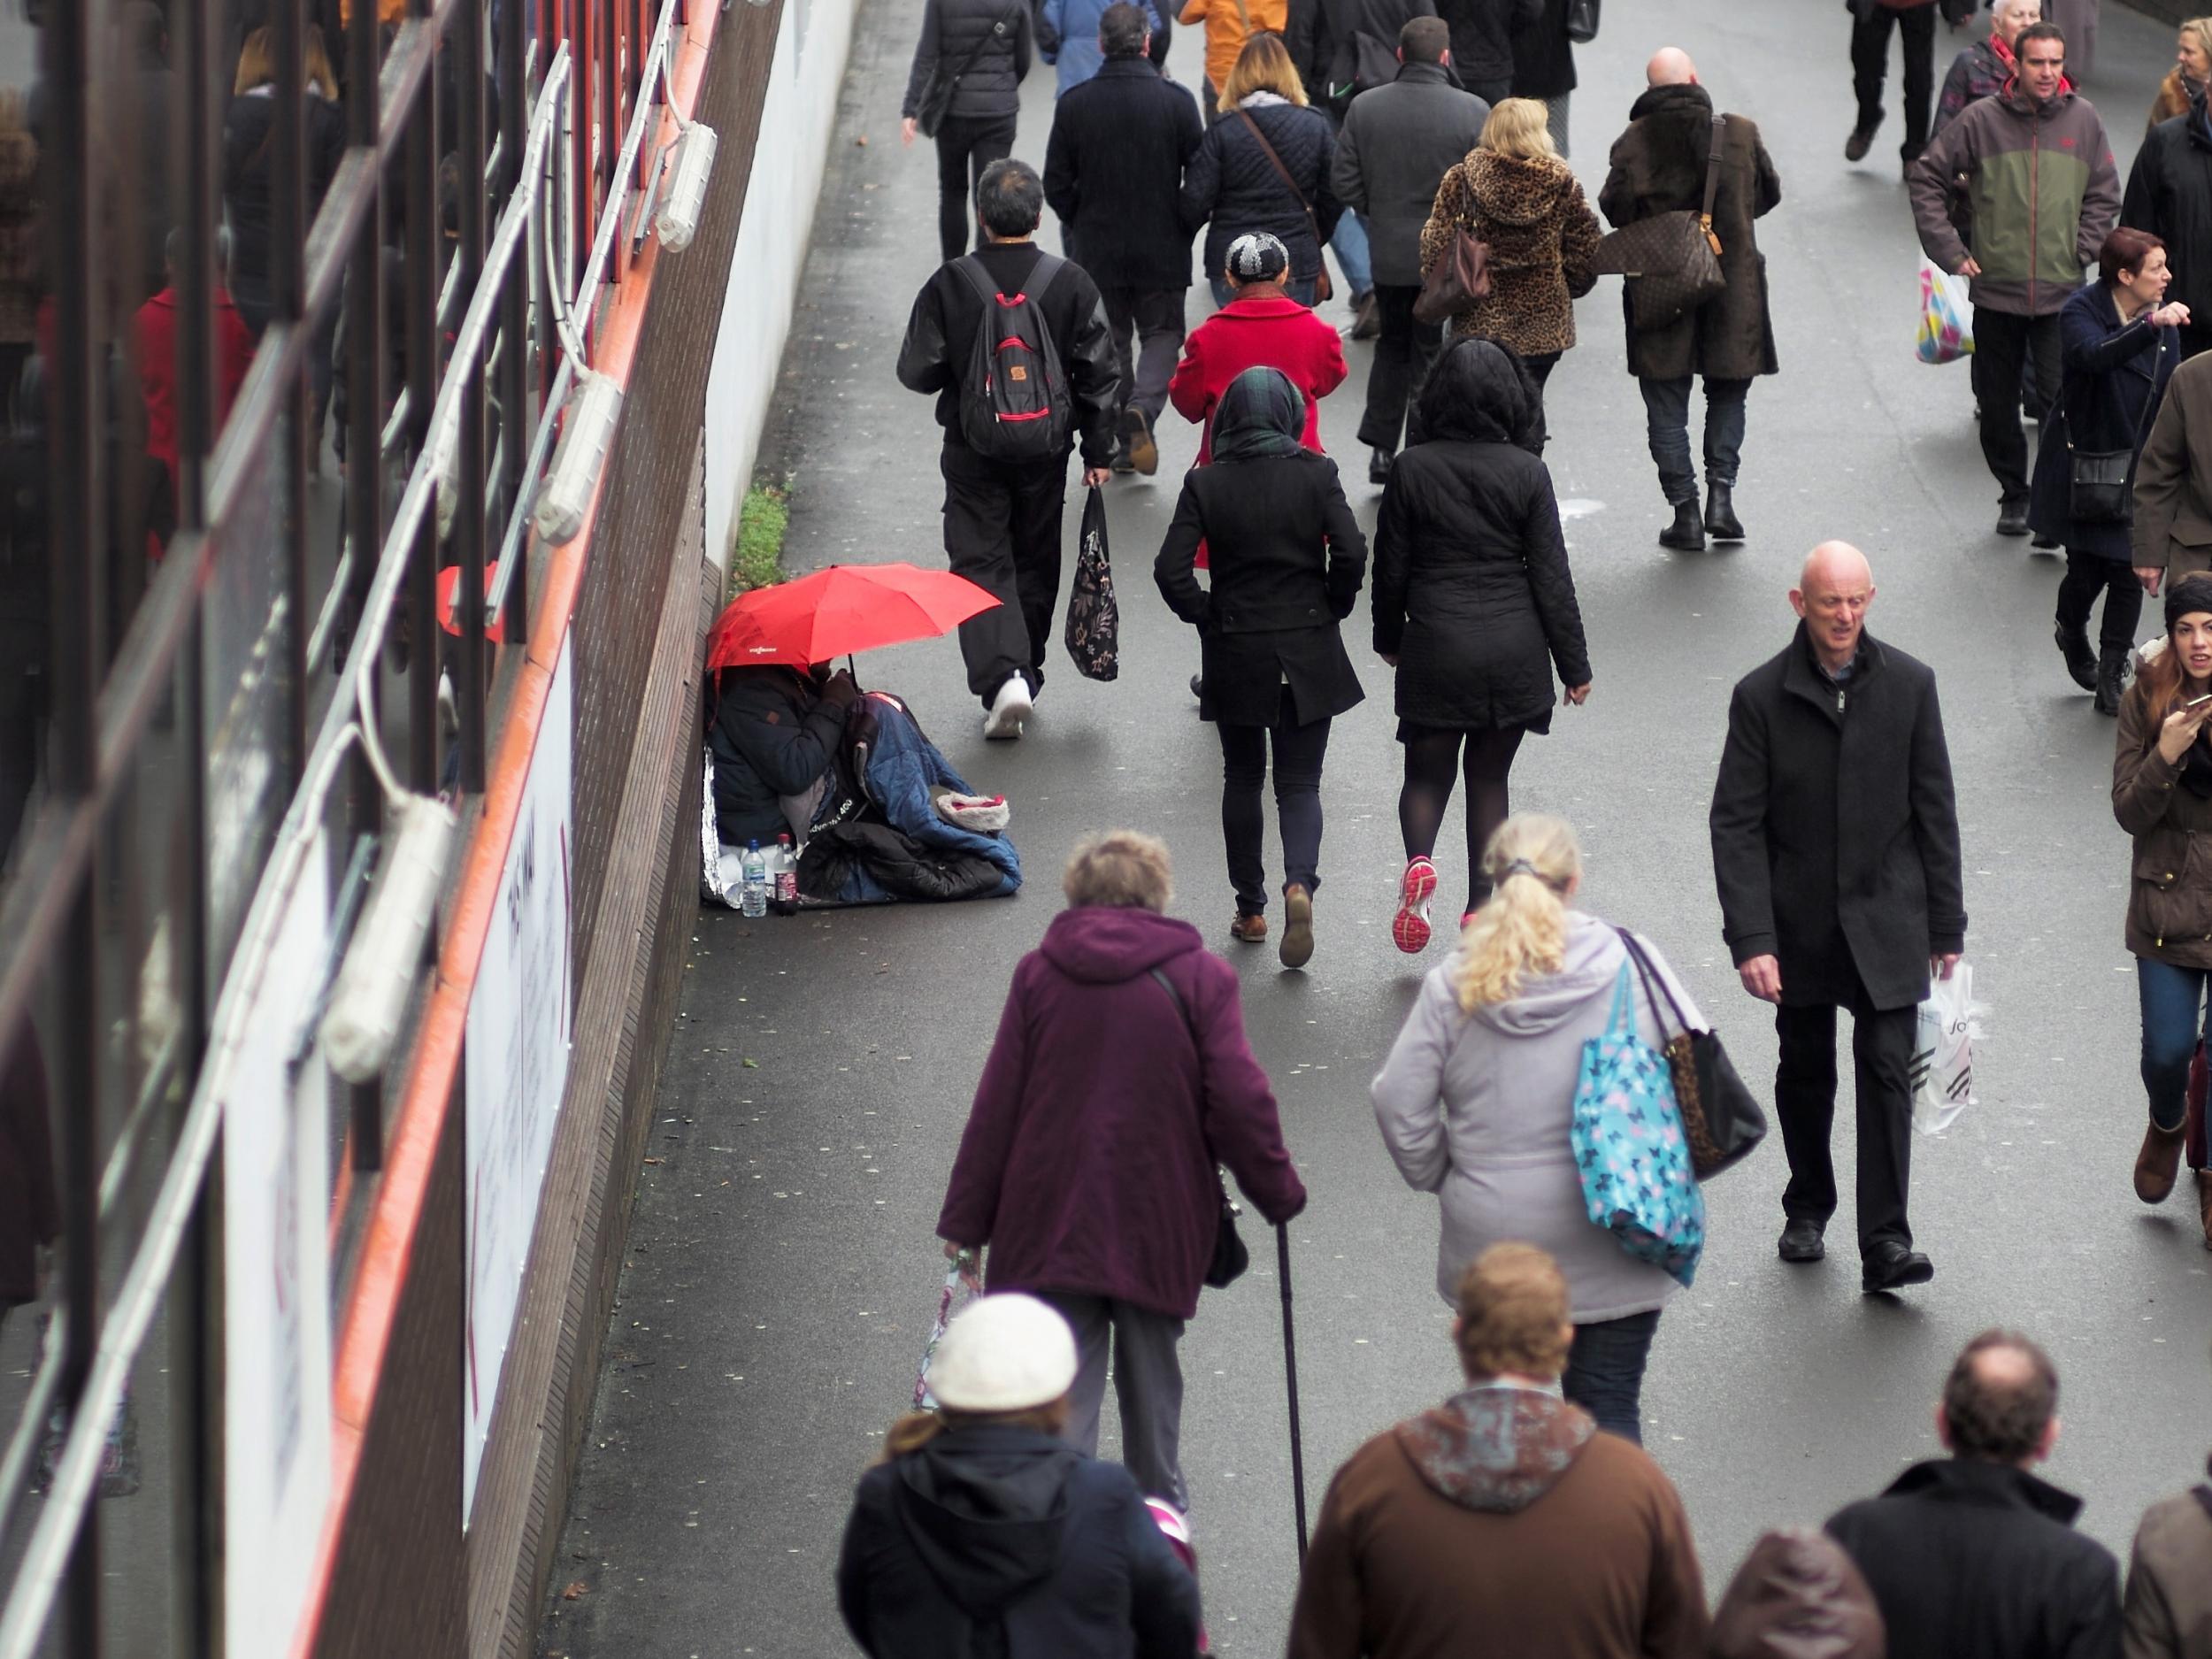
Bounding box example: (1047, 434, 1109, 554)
(954, 254, 1072, 463)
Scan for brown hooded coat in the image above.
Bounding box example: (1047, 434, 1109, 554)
(1710, 1529, 1886, 1659)
(1420, 149, 1601, 357)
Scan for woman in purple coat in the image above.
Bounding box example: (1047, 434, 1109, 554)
(937, 829, 1308, 1511)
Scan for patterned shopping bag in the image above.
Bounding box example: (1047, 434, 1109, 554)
(1064, 486, 1119, 682)
(910, 1249, 985, 1409)
(1916, 258, 1974, 365)
(1570, 964, 1706, 1287)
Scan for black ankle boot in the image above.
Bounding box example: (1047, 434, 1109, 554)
(1704, 483, 1744, 541)
(2054, 620, 2096, 691)
(2094, 647, 2131, 717)
(1659, 500, 1707, 551)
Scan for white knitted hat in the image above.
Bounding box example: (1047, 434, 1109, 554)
(929, 1294, 1078, 1413)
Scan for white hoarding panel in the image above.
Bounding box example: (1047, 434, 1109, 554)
(462, 638, 576, 1523)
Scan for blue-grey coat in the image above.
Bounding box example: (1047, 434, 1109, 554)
(2029, 280, 2179, 561)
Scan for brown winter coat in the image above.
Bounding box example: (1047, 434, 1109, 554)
(1285, 1386, 1709, 1659)
(1597, 82, 1781, 383)
(2133, 351, 2212, 583)
(1419, 149, 1600, 357)
(2122, 1463, 2212, 1659)
(2113, 677, 2212, 970)
(1710, 1529, 1886, 1659)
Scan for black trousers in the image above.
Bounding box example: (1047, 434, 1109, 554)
(1219, 688, 1332, 914)
(2056, 551, 2146, 653)
(939, 443, 1069, 705)
(1774, 980, 1917, 1256)
(1098, 287, 1187, 426)
(1970, 307, 2062, 503)
(933, 112, 1018, 263)
(1850, 1, 1937, 157)
(1358, 284, 1443, 454)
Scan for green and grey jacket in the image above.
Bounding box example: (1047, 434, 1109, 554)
(1908, 81, 2120, 318)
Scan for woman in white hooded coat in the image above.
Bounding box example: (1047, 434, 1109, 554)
(1370, 811, 1704, 1444)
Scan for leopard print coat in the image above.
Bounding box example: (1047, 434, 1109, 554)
(1418, 150, 1601, 358)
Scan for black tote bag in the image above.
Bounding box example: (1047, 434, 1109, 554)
(1617, 929, 1768, 1180)
(1064, 484, 1120, 681)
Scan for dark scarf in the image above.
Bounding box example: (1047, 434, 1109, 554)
(1210, 365, 1306, 463)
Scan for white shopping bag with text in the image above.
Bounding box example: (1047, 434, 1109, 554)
(1910, 962, 1978, 1134)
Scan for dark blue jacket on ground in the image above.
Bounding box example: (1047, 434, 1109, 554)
(2030, 280, 2179, 560)
(836, 1424, 1202, 1659)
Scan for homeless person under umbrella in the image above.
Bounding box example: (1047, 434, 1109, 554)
(896, 158, 1119, 742)
(936, 830, 1308, 1512)
(1709, 541, 1966, 1296)
(2032, 227, 2185, 715)
(1598, 48, 1782, 554)
(1156, 366, 1367, 966)
(1042, 3, 1204, 477)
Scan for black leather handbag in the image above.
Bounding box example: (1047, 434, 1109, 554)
(1617, 930, 1767, 1180)
(1566, 0, 1599, 43)
(1148, 967, 1249, 1287)
(2068, 353, 2159, 526)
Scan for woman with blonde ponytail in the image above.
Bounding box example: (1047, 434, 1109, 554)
(1370, 813, 1706, 1443)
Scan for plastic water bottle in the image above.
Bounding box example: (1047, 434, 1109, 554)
(774, 833, 798, 907)
(740, 839, 769, 918)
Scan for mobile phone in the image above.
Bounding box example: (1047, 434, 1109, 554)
(2187, 695, 2212, 709)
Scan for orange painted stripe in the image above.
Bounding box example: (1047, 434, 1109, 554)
(292, 12, 721, 1654)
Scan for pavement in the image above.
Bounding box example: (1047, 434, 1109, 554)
(540, 4, 2212, 1655)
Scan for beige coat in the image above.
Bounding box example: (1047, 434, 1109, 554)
(2122, 1473, 2212, 1659)
(2133, 351, 2212, 580)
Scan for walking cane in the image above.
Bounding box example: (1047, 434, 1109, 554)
(1276, 1222, 1309, 1563)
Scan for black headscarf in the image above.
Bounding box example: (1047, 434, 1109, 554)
(1411, 337, 1543, 453)
(1210, 365, 1307, 464)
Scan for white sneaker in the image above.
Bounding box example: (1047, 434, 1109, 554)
(983, 676, 1033, 740)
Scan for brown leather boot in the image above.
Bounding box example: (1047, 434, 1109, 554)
(2136, 1119, 2188, 1203)
(2198, 1171, 2212, 1250)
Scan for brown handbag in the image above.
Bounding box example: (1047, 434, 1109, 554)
(1234, 110, 1333, 303)
(1413, 226, 1491, 326)
(1590, 112, 1727, 331)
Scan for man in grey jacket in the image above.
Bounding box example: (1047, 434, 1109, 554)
(1331, 17, 1489, 482)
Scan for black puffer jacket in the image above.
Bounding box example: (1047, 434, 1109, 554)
(902, 0, 1034, 123)
(223, 88, 346, 327)
(706, 667, 853, 847)
(1372, 340, 1588, 733)
(1181, 98, 1343, 288)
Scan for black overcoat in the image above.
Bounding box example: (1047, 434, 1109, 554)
(2123, 111, 2212, 328)
(1371, 428, 1588, 733)
(1155, 450, 1368, 727)
(1042, 58, 1204, 292)
(1596, 82, 1781, 383)
(1709, 626, 1966, 1012)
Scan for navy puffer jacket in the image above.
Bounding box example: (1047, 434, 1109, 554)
(903, 0, 1034, 123)
(1180, 97, 1342, 287)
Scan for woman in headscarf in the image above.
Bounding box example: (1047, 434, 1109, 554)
(1156, 366, 1366, 967)
(1373, 337, 1589, 952)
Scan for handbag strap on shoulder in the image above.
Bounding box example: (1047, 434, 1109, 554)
(1236, 109, 1325, 248)
(1615, 926, 1691, 1037)
(1701, 113, 1725, 252)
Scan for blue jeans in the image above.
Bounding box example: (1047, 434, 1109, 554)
(1639, 375, 1750, 505)
(2138, 958, 2208, 1133)
(1331, 211, 1371, 298)
(1562, 1310, 1660, 1444)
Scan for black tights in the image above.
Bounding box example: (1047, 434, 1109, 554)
(1399, 726, 1525, 915)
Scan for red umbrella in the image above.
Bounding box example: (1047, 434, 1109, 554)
(704, 563, 1000, 672)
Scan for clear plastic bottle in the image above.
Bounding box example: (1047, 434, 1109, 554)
(773, 833, 798, 907)
(740, 839, 769, 918)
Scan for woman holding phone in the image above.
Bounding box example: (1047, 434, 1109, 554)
(2111, 569, 2212, 1248)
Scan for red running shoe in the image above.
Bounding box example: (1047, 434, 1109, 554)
(1393, 857, 1437, 954)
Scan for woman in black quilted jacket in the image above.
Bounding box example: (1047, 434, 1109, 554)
(1180, 34, 1341, 306)
(1371, 338, 1589, 952)
(902, 0, 1035, 262)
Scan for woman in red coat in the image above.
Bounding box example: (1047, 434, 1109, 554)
(936, 830, 1307, 1511)
(1169, 232, 1347, 464)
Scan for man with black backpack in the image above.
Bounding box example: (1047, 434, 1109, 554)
(899, 158, 1120, 741)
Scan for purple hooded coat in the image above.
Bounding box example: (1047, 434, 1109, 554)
(937, 906, 1307, 1320)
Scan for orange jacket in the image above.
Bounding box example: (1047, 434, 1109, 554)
(1179, 0, 1289, 96)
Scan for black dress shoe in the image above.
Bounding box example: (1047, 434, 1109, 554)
(1778, 1218, 1825, 1263)
(1369, 447, 1394, 486)
(1704, 483, 1745, 541)
(1996, 500, 2031, 536)
(1862, 1241, 1935, 1293)
(1845, 124, 1878, 162)
(1188, 673, 1204, 699)
(1659, 500, 1707, 551)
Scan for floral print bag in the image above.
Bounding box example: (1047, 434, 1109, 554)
(1570, 962, 1705, 1287)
